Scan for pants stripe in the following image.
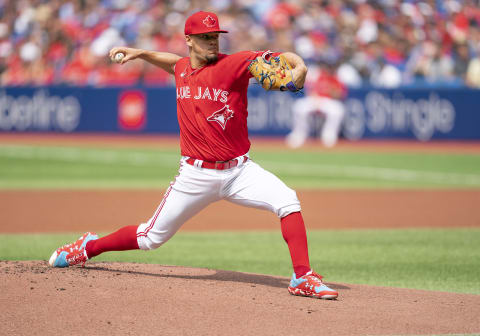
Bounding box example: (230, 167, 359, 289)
(136, 160, 183, 238)
(136, 185, 173, 238)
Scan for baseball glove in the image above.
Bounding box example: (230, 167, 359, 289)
(248, 54, 301, 92)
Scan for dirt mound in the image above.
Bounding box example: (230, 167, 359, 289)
(1, 261, 479, 336)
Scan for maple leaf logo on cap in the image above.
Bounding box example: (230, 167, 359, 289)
(207, 105, 234, 130)
(203, 15, 216, 28)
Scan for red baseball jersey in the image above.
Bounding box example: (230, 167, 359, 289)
(310, 70, 347, 99)
(174, 50, 273, 162)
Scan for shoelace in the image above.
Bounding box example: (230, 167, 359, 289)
(57, 243, 77, 254)
(305, 272, 324, 286)
(56, 235, 85, 253)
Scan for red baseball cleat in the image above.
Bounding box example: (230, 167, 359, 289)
(288, 270, 338, 299)
(48, 232, 98, 267)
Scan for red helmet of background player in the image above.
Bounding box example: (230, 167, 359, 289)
(184, 11, 229, 35)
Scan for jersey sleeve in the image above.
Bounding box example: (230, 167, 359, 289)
(174, 57, 188, 76)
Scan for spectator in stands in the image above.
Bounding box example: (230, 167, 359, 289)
(370, 57, 403, 88)
(453, 42, 471, 81)
(0, 0, 479, 88)
(466, 54, 480, 87)
(405, 40, 454, 84)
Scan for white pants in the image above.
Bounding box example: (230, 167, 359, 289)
(286, 96, 345, 148)
(136, 156, 301, 250)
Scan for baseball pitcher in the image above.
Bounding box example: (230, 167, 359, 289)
(49, 11, 338, 300)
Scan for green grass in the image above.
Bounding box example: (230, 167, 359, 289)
(1, 144, 480, 189)
(1, 228, 479, 295)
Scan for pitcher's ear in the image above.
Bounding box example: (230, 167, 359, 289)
(185, 35, 193, 47)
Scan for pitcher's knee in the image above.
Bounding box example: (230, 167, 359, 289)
(277, 203, 301, 218)
(136, 224, 175, 250)
(275, 189, 301, 218)
(137, 233, 170, 250)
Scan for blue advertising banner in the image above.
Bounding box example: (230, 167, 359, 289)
(342, 89, 478, 141)
(0, 86, 479, 140)
(0, 87, 179, 134)
(247, 87, 480, 140)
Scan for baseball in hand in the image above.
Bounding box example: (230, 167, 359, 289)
(114, 52, 125, 63)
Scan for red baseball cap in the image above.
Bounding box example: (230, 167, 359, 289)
(184, 11, 228, 35)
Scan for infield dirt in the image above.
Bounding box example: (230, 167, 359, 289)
(1, 260, 480, 336)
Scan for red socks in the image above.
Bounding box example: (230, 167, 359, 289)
(85, 225, 139, 259)
(281, 212, 311, 278)
(84, 214, 310, 280)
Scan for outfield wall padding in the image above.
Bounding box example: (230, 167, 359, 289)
(1, 86, 479, 140)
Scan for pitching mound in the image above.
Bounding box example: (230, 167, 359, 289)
(1, 261, 479, 336)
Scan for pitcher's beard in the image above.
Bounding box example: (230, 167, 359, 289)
(206, 54, 218, 64)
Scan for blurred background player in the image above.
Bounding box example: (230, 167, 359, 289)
(286, 60, 347, 148)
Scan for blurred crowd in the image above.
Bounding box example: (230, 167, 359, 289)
(2, 0, 480, 88)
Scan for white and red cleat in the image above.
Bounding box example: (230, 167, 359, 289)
(288, 270, 338, 299)
(49, 232, 98, 267)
